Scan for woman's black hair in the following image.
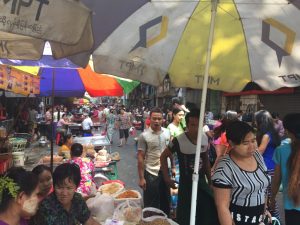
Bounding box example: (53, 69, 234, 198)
(32, 165, 52, 176)
(214, 111, 238, 139)
(255, 110, 281, 147)
(0, 167, 38, 213)
(52, 163, 81, 188)
(226, 121, 255, 145)
(70, 143, 83, 157)
(283, 113, 300, 205)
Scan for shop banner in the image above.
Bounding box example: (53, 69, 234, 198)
(0, 65, 40, 95)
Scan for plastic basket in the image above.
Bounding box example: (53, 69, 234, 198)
(8, 138, 27, 152)
(13, 133, 32, 147)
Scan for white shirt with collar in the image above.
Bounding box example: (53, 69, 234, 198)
(138, 127, 171, 176)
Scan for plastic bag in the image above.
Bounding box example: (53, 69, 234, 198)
(113, 200, 142, 223)
(129, 127, 136, 136)
(86, 192, 114, 222)
(141, 207, 167, 222)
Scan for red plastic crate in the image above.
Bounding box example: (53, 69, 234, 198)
(0, 153, 12, 174)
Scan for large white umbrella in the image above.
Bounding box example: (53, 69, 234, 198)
(87, 1, 300, 224)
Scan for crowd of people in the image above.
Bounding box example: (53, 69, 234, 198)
(136, 102, 300, 225)
(1, 98, 300, 225)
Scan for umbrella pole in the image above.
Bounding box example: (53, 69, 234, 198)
(50, 70, 55, 172)
(189, 0, 218, 225)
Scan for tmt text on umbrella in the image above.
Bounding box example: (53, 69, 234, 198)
(4, 0, 50, 21)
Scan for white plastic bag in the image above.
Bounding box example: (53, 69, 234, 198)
(86, 193, 114, 222)
(113, 200, 142, 223)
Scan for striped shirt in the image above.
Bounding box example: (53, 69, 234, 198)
(212, 151, 270, 207)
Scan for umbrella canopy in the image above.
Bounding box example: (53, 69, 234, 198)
(77, 66, 140, 97)
(18, 66, 139, 97)
(91, 0, 300, 92)
(39, 67, 85, 97)
(0, 0, 93, 61)
(0, 0, 148, 67)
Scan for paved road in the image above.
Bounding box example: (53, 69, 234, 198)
(24, 130, 285, 224)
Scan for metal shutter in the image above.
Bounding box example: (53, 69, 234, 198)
(259, 92, 300, 118)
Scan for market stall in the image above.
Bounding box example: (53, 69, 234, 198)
(67, 122, 104, 137)
(73, 135, 110, 149)
(87, 180, 179, 225)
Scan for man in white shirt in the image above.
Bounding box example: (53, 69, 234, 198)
(82, 113, 93, 136)
(137, 107, 171, 215)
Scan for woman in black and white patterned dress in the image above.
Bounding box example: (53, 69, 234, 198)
(212, 121, 271, 225)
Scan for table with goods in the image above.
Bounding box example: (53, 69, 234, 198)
(87, 180, 179, 225)
(37, 132, 178, 225)
(67, 122, 105, 136)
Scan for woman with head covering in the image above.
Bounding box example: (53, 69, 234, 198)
(212, 121, 271, 225)
(271, 113, 300, 225)
(30, 163, 100, 225)
(254, 110, 281, 220)
(0, 167, 39, 225)
(32, 165, 53, 201)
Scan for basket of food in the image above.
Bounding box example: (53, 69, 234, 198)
(98, 182, 124, 196)
(39, 155, 64, 167)
(8, 137, 27, 152)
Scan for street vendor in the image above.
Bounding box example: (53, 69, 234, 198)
(30, 163, 100, 225)
(56, 114, 72, 135)
(58, 133, 73, 159)
(82, 113, 93, 137)
(0, 167, 39, 225)
(69, 143, 96, 197)
(32, 165, 53, 201)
